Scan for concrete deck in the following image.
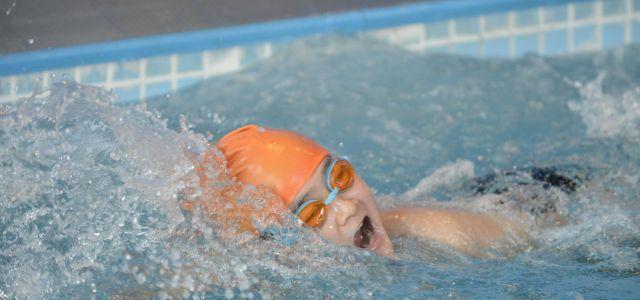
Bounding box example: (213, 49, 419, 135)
(0, 0, 423, 54)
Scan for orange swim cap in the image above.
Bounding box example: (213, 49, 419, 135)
(216, 125, 329, 206)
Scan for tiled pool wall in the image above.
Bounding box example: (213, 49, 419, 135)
(0, 44, 273, 104)
(366, 0, 640, 55)
(1, 0, 639, 104)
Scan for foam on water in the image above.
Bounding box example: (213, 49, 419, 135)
(569, 73, 640, 142)
(399, 159, 475, 202)
(2, 35, 640, 298)
(0, 83, 212, 298)
(150, 35, 640, 297)
(0, 83, 392, 299)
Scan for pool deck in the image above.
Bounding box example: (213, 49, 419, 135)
(0, 0, 424, 54)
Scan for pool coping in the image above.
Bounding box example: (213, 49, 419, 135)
(0, 0, 587, 77)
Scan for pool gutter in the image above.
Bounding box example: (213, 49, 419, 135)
(0, 0, 590, 77)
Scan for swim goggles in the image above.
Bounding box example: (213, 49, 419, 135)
(293, 157, 356, 228)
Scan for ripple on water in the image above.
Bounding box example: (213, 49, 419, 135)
(2, 37, 640, 298)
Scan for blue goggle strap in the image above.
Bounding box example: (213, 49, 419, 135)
(295, 156, 348, 216)
(323, 188, 339, 206)
(293, 188, 339, 216)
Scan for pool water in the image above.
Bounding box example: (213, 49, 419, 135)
(2, 34, 640, 299)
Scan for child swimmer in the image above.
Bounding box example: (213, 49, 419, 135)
(211, 124, 531, 258)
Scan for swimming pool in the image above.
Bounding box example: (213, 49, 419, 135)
(1, 0, 640, 299)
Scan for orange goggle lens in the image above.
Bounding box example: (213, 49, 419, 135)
(296, 201, 327, 227)
(328, 159, 355, 191)
(295, 157, 356, 228)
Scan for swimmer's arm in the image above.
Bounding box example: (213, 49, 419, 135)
(380, 207, 527, 257)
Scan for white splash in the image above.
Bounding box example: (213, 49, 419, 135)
(568, 74, 640, 141)
(401, 159, 475, 201)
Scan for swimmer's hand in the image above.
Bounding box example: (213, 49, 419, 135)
(380, 207, 529, 257)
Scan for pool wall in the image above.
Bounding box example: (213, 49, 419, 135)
(1, 0, 638, 103)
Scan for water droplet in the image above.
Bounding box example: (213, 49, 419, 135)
(5, 2, 15, 15)
(27, 39, 34, 45)
(224, 288, 234, 299)
(109, 151, 120, 161)
(339, 142, 344, 147)
(212, 113, 224, 124)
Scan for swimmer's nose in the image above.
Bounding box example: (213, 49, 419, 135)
(330, 196, 359, 226)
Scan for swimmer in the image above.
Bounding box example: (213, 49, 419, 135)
(208, 125, 534, 258)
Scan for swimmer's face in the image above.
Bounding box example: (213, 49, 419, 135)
(291, 157, 394, 257)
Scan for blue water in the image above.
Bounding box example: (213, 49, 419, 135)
(1, 35, 640, 299)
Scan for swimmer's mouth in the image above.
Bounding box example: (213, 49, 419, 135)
(354, 216, 374, 249)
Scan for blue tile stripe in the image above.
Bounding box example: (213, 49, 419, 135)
(0, 0, 591, 77)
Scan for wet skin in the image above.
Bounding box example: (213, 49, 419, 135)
(291, 157, 529, 258)
(291, 157, 395, 257)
